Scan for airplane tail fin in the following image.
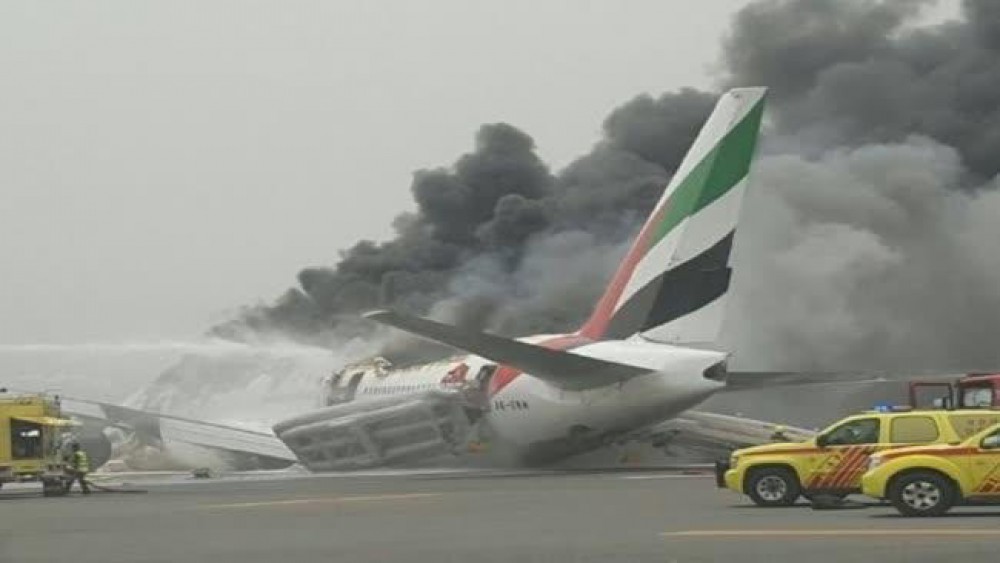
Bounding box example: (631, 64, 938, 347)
(578, 87, 766, 345)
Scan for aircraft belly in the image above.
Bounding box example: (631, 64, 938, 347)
(487, 370, 717, 451)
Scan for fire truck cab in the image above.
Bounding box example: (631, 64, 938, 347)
(0, 392, 78, 496)
(909, 374, 1000, 410)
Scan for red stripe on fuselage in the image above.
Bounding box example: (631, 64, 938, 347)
(487, 334, 594, 397)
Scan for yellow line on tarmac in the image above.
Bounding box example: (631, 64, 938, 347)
(662, 529, 1000, 539)
(202, 492, 440, 509)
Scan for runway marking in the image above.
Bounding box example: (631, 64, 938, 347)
(616, 474, 709, 480)
(661, 529, 1000, 539)
(201, 492, 440, 509)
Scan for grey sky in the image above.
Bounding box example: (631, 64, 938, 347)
(0, 1, 954, 344)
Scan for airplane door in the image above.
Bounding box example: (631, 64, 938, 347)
(475, 364, 497, 393)
(345, 372, 365, 402)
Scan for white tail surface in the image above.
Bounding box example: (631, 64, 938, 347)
(579, 87, 766, 345)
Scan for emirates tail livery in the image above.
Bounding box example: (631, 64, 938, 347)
(271, 87, 781, 470)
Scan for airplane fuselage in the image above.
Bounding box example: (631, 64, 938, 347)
(326, 334, 726, 463)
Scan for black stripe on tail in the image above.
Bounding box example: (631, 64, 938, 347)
(603, 231, 735, 340)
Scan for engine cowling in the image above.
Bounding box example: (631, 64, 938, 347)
(273, 390, 474, 471)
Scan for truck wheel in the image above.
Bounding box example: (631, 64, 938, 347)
(747, 467, 801, 507)
(888, 471, 956, 517)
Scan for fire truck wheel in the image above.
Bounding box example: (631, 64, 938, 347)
(747, 467, 801, 507)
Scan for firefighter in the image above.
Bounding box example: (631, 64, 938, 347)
(65, 443, 91, 494)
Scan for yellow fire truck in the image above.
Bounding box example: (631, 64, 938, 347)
(0, 392, 77, 496)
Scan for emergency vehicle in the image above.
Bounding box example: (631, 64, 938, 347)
(908, 373, 1000, 409)
(862, 421, 1000, 516)
(0, 392, 77, 496)
(717, 408, 1000, 506)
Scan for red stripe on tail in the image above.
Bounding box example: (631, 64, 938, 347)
(578, 207, 665, 339)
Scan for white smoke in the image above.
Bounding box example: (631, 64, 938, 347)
(725, 136, 1000, 371)
(0, 339, 357, 429)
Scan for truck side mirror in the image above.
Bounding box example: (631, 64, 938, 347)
(816, 434, 828, 448)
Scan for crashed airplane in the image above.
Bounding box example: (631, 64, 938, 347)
(59, 87, 868, 472)
(271, 87, 821, 471)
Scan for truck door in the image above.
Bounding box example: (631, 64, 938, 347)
(967, 426, 1000, 496)
(807, 417, 881, 491)
(946, 413, 1000, 440)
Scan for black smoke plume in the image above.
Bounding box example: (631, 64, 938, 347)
(210, 0, 1000, 372)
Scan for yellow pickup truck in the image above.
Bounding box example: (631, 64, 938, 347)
(861, 421, 1000, 516)
(717, 408, 1000, 506)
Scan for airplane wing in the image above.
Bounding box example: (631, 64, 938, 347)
(364, 310, 652, 391)
(60, 397, 297, 463)
(658, 410, 815, 448)
(601, 411, 817, 463)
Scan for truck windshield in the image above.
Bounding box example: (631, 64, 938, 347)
(963, 386, 993, 408)
(11, 420, 43, 459)
(824, 418, 881, 445)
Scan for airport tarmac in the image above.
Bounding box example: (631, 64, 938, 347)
(2, 469, 999, 563)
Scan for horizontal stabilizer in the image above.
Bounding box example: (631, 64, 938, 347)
(364, 310, 652, 391)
